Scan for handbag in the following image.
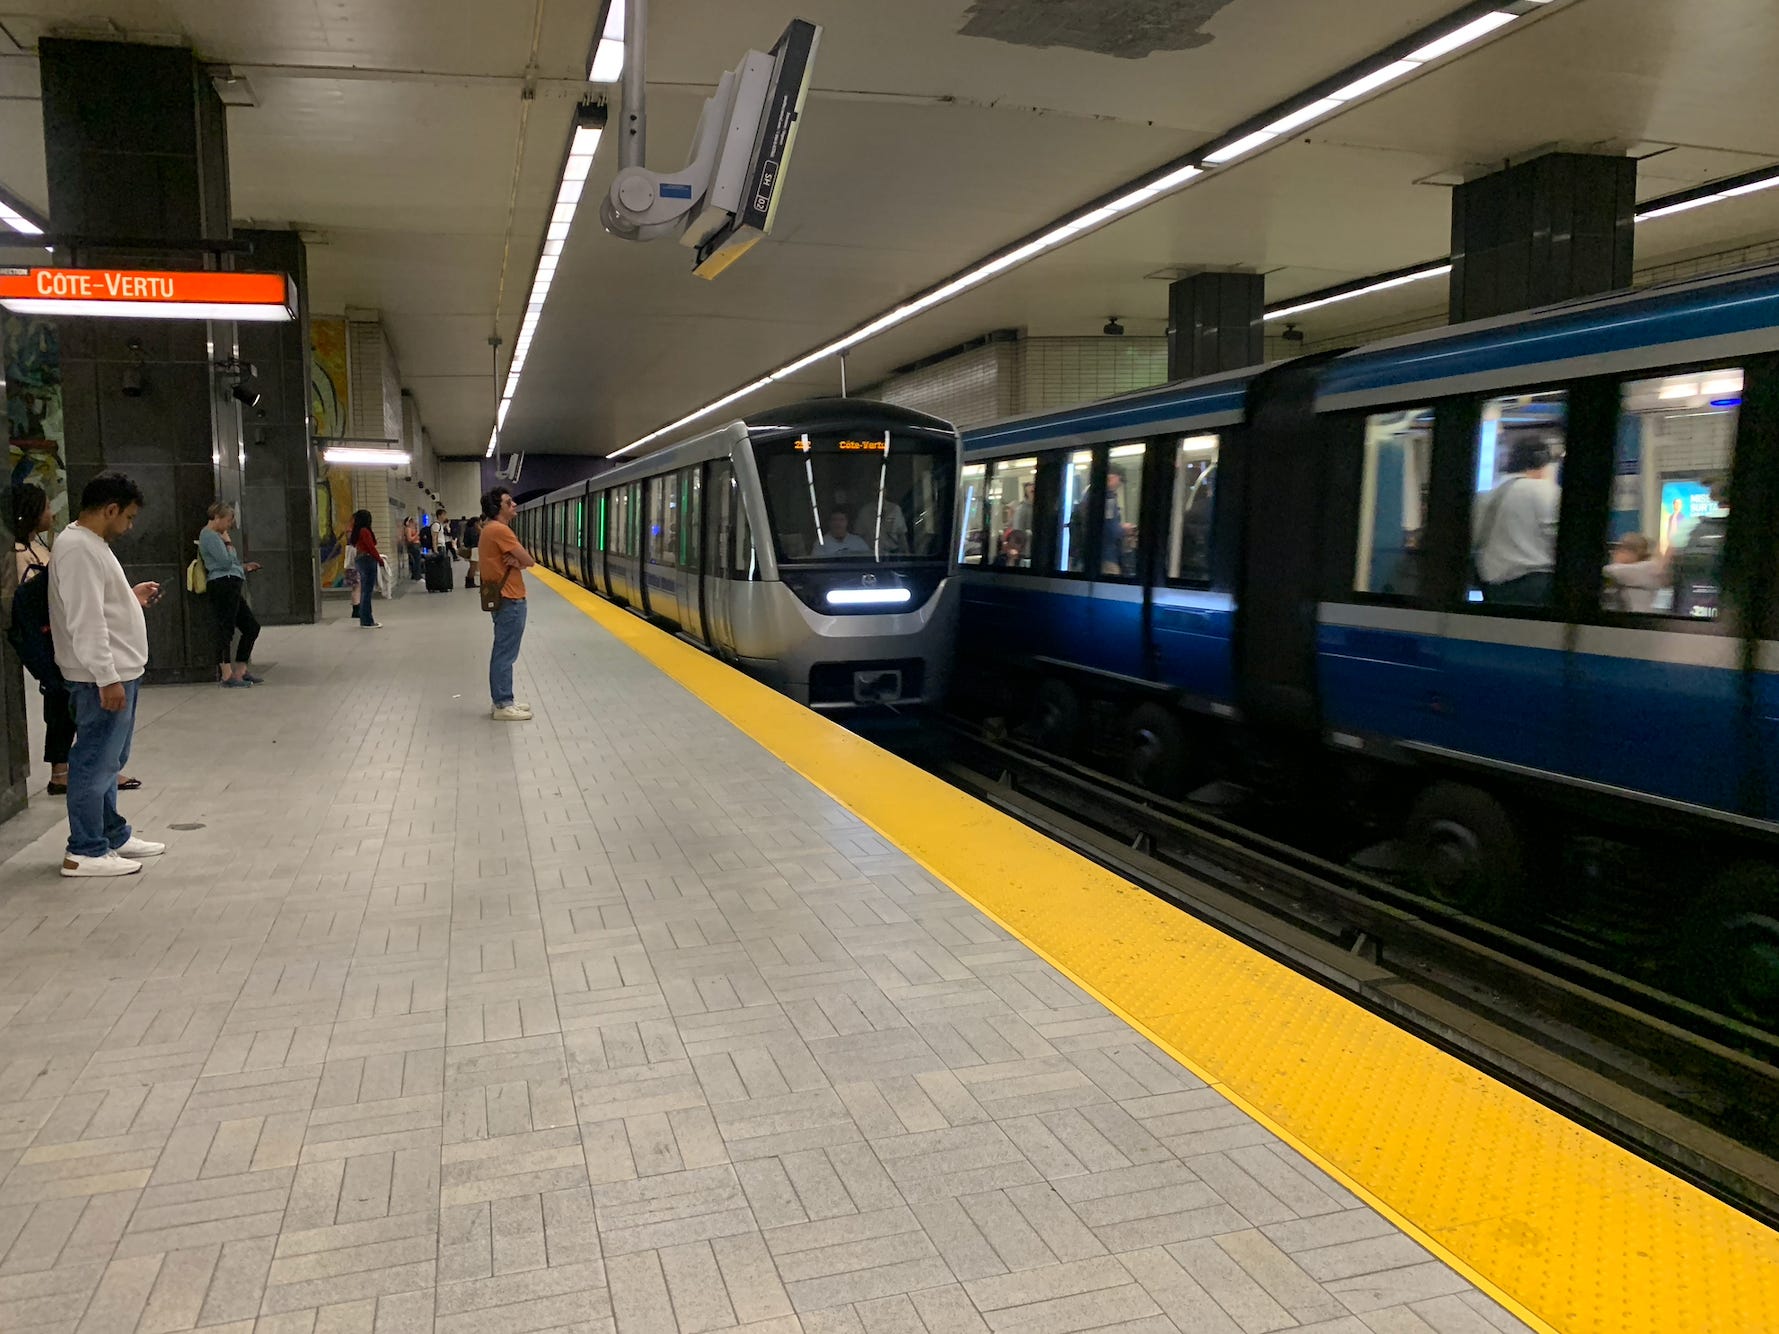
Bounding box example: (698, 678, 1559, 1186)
(185, 544, 208, 595)
(480, 576, 503, 614)
(376, 561, 393, 598)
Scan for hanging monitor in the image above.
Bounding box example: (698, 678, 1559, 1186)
(688, 20, 820, 279)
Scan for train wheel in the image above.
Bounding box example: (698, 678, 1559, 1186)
(1673, 863, 1779, 1025)
(1405, 782, 1528, 920)
(1030, 678, 1084, 757)
(1125, 703, 1188, 798)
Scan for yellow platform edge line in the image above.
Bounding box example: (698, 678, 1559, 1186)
(533, 570, 1779, 1334)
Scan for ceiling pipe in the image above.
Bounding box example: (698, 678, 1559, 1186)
(620, 0, 647, 170)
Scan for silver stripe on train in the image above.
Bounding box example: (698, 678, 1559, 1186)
(1318, 602, 1775, 671)
(1399, 741, 1779, 838)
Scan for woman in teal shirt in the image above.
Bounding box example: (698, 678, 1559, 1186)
(199, 502, 263, 687)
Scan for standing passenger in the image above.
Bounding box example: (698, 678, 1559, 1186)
(199, 502, 263, 686)
(462, 514, 482, 590)
(403, 513, 421, 581)
(48, 472, 164, 877)
(348, 509, 385, 628)
(478, 487, 535, 722)
(1472, 433, 1561, 606)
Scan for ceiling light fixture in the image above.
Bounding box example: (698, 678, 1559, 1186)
(1634, 165, 1779, 222)
(590, 0, 625, 83)
(324, 446, 411, 467)
(615, 1, 1544, 456)
(1263, 261, 1454, 321)
(487, 101, 607, 458)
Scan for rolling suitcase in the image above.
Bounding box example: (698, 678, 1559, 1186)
(424, 551, 453, 592)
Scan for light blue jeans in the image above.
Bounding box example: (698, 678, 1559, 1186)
(490, 597, 527, 708)
(66, 678, 139, 858)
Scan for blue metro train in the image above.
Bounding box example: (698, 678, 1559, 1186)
(953, 263, 1779, 1016)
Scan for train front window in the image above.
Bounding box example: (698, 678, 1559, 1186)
(756, 431, 955, 564)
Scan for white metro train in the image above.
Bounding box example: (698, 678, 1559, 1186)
(517, 399, 961, 709)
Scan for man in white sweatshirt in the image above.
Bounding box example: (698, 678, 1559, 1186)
(48, 472, 165, 877)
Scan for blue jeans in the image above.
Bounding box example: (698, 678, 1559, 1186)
(356, 554, 380, 625)
(490, 597, 527, 707)
(66, 678, 139, 858)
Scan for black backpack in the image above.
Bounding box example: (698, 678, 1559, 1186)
(7, 560, 63, 690)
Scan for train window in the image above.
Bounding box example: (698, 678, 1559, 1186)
(1167, 435, 1220, 585)
(959, 463, 987, 565)
(708, 461, 733, 577)
(1103, 443, 1144, 579)
(1055, 450, 1096, 574)
(988, 457, 1037, 568)
(1468, 390, 1567, 608)
(755, 431, 955, 563)
(733, 482, 755, 579)
(1353, 412, 1432, 597)
(629, 482, 643, 556)
(681, 469, 701, 570)
(1604, 368, 1743, 619)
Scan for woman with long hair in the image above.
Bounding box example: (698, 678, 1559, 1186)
(12, 484, 139, 793)
(199, 501, 262, 685)
(347, 509, 384, 628)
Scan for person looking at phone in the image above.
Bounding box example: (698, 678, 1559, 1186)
(47, 472, 165, 878)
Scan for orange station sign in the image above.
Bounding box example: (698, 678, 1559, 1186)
(0, 267, 295, 321)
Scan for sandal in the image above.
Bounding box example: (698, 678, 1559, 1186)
(118, 777, 142, 791)
(47, 781, 66, 795)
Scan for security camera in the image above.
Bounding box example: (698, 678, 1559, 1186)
(1103, 317, 1125, 337)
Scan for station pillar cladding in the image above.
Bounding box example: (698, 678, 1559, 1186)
(37, 38, 285, 681)
(1449, 152, 1636, 322)
(1166, 272, 1264, 381)
(235, 229, 321, 626)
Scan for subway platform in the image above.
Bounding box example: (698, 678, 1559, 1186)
(0, 570, 1770, 1334)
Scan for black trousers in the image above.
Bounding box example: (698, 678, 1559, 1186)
(209, 576, 261, 665)
(41, 681, 75, 765)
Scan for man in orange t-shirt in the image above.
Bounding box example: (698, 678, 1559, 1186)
(478, 487, 537, 722)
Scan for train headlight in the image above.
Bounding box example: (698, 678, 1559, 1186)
(825, 587, 912, 608)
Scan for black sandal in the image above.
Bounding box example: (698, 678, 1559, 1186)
(118, 777, 142, 791)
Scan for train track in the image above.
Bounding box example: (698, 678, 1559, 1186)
(903, 717, 1779, 1226)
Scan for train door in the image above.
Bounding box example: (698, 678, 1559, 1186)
(1566, 363, 1761, 815)
(642, 476, 668, 620)
(679, 468, 705, 641)
(1233, 358, 1337, 737)
(1088, 441, 1149, 678)
(1151, 432, 1232, 700)
(702, 459, 736, 651)
(574, 491, 588, 586)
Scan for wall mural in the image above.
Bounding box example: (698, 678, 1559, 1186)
(4, 312, 67, 538)
(311, 316, 354, 587)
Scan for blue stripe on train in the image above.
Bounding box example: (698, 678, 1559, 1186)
(959, 579, 1236, 705)
(1321, 273, 1779, 400)
(1316, 624, 1772, 821)
(964, 381, 1248, 454)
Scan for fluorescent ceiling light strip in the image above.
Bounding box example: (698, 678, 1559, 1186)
(1636, 170, 1779, 221)
(1261, 98, 1344, 137)
(0, 203, 43, 235)
(621, 5, 1537, 454)
(490, 123, 603, 459)
(1205, 130, 1277, 164)
(1405, 11, 1516, 62)
(1328, 58, 1423, 101)
(324, 447, 410, 466)
(1262, 263, 1452, 321)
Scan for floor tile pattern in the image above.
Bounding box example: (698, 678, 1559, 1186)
(0, 583, 1534, 1332)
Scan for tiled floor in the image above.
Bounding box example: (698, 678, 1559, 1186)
(0, 576, 1534, 1333)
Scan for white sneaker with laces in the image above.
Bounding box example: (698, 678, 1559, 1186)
(491, 705, 531, 722)
(116, 837, 165, 859)
(62, 852, 143, 878)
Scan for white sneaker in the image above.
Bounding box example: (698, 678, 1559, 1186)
(116, 837, 165, 859)
(491, 705, 532, 722)
(62, 852, 142, 878)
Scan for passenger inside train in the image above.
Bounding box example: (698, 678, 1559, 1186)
(813, 508, 871, 557)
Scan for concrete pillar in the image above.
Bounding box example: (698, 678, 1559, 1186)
(1449, 152, 1635, 323)
(39, 38, 244, 682)
(235, 229, 320, 625)
(1166, 272, 1264, 381)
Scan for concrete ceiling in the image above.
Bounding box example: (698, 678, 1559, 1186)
(0, 0, 1773, 458)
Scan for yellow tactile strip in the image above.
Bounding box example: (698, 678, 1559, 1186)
(535, 569, 1779, 1334)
